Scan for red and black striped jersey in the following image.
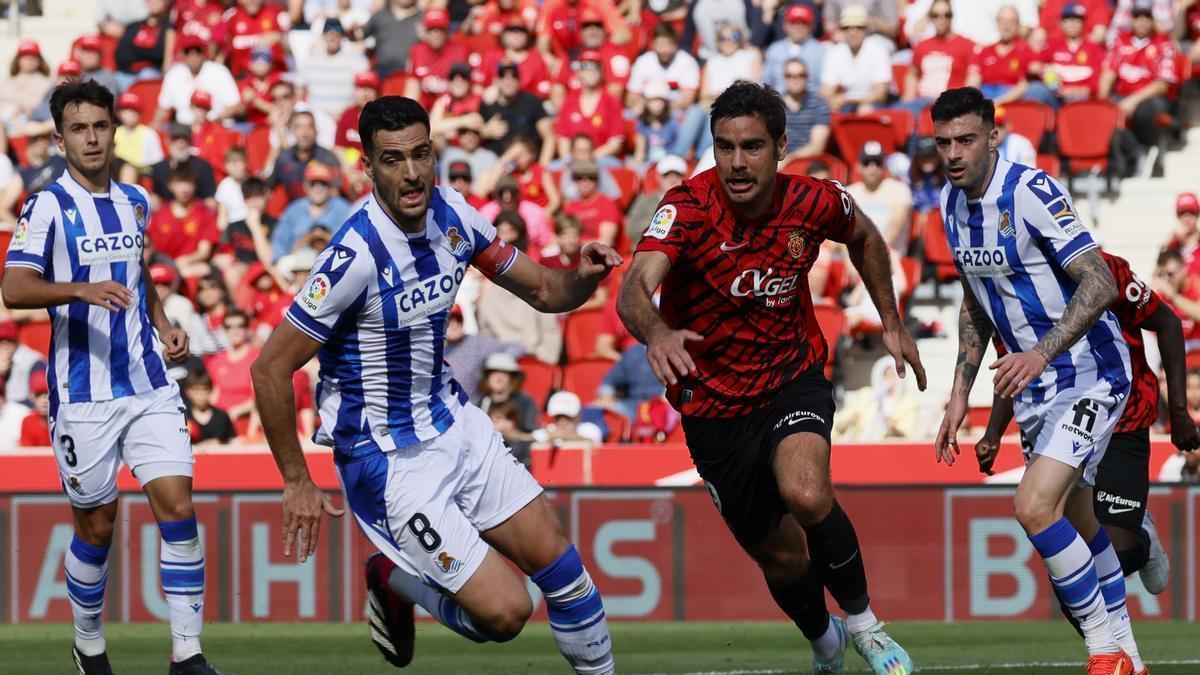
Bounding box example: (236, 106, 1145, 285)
(634, 169, 856, 418)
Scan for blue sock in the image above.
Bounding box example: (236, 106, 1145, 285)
(1030, 518, 1116, 656)
(1089, 528, 1142, 669)
(159, 515, 205, 662)
(66, 537, 109, 656)
(532, 545, 614, 675)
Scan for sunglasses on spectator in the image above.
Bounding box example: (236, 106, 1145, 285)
(305, 179, 331, 187)
(573, 174, 598, 181)
(931, 11, 952, 19)
(785, 71, 807, 79)
(861, 158, 883, 167)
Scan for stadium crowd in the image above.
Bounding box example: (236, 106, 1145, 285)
(1, 0, 1199, 462)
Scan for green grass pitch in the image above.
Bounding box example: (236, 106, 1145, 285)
(2, 621, 1197, 674)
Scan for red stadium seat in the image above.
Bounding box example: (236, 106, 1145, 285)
(999, 101, 1052, 150)
(9, 135, 28, 167)
(921, 210, 958, 282)
(381, 72, 408, 97)
(125, 79, 163, 121)
(265, 184, 290, 219)
(563, 307, 605, 361)
(71, 34, 118, 71)
(0, 230, 11, 282)
(813, 299, 845, 380)
(899, 255, 921, 312)
(457, 32, 497, 57)
(244, 124, 273, 176)
(859, 109, 914, 149)
(1036, 153, 1061, 177)
(664, 423, 686, 444)
(917, 105, 936, 138)
(831, 115, 896, 165)
(561, 358, 611, 402)
(1057, 100, 1121, 176)
(602, 409, 629, 443)
(19, 320, 52, 357)
(609, 166, 639, 211)
(779, 154, 850, 184)
(517, 355, 558, 408)
(891, 63, 908, 96)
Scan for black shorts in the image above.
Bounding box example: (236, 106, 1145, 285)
(681, 366, 835, 549)
(1093, 429, 1150, 533)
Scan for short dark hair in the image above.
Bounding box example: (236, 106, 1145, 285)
(224, 309, 250, 326)
(709, 81, 787, 144)
(930, 87, 995, 128)
(1157, 247, 1184, 268)
(184, 371, 213, 390)
(241, 176, 269, 199)
(49, 79, 115, 133)
(358, 96, 430, 159)
(652, 22, 678, 43)
(168, 163, 197, 185)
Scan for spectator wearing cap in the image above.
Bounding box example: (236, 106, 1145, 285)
(1032, 0, 1111, 48)
(478, 352, 542, 425)
(17, 61, 84, 137)
(847, 141, 913, 254)
(148, 163, 220, 277)
(155, 33, 240, 127)
(13, 131, 67, 195)
(444, 161, 491, 211)
(763, 4, 825, 96)
(537, 0, 631, 58)
(976, 6, 1057, 108)
(549, 9, 632, 109)
(223, 0, 292, 80)
(1030, 3, 1108, 105)
(820, 6, 893, 114)
(172, 0, 227, 60)
(404, 8, 479, 110)
(18, 370, 51, 447)
(535, 391, 604, 446)
(1108, 0, 1176, 42)
(993, 106, 1037, 167)
(478, 174, 554, 250)
(479, 60, 556, 162)
(234, 46, 285, 128)
(115, 0, 172, 89)
(596, 343, 666, 421)
(627, 23, 700, 115)
(477, 134, 560, 214)
(112, 92, 165, 172)
(334, 71, 381, 164)
(1100, 0, 1180, 177)
(271, 162, 351, 261)
(0, 372, 31, 449)
(562, 159, 622, 250)
(779, 59, 832, 166)
(188, 91, 238, 172)
(0, 319, 47, 407)
(1163, 192, 1200, 272)
(475, 17, 553, 100)
(74, 34, 120, 95)
(150, 124, 219, 204)
(627, 155, 687, 243)
(149, 263, 199, 334)
(268, 110, 341, 201)
(445, 306, 525, 405)
(682, 0, 760, 63)
(901, 1, 981, 112)
(633, 81, 685, 168)
(439, 121, 500, 192)
(363, 0, 422, 77)
(300, 18, 371, 120)
(429, 63, 485, 149)
(702, 22, 764, 104)
(239, 260, 293, 337)
(0, 39, 50, 125)
(553, 50, 626, 163)
(555, 134, 622, 200)
(908, 136, 946, 215)
(824, 0, 901, 47)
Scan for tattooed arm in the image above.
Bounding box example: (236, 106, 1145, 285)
(935, 282, 994, 465)
(991, 248, 1118, 399)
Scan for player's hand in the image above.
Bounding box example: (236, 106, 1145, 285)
(160, 326, 189, 363)
(989, 350, 1049, 399)
(646, 326, 703, 386)
(281, 477, 344, 563)
(975, 432, 1001, 476)
(76, 281, 133, 312)
(935, 396, 968, 466)
(577, 242, 623, 281)
(1169, 408, 1200, 452)
(882, 326, 928, 391)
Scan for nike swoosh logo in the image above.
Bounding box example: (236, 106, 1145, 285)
(829, 550, 859, 570)
(1108, 505, 1136, 515)
(719, 241, 747, 252)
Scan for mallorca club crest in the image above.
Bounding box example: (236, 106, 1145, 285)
(446, 226, 470, 256)
(999, 210, 1015, 238)
(787, 231, 807, 259)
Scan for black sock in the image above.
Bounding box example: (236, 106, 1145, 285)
(802, 500, 869, 615)
(765, 566, 830, 641)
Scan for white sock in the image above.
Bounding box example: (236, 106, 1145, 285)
(1090, 530, 1143, 670)
(845, 606, 879, 636)
(810, 617, 843, 661)
(1031, 518, 1118, 656)
(386, 567, 489, 642)
(531, 546, 614, 675)
(159, 516, 204, 662)
(65, 537, 109, 656)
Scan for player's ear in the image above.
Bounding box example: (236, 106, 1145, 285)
(775, 134, 787, 162)
(988, 125, 1000, 151)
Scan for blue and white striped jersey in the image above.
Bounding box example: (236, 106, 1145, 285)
(4, 174, 171, 404)
(941, 157, 1131, 404)
(286, 187, 517, 458)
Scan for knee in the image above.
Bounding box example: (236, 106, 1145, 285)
(156, 501, 196, 524)
(76, 514, 116, 547)
(1012, 493, 1056, 535)
(477, 594, 533, 642)
(778, 482, 832, 526)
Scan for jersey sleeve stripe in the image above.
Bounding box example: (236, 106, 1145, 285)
(286, 306, 333, 343)
(4, 255, 46, 272)
(1057, 236, 1098, 269)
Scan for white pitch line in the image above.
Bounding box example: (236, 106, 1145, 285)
(657, 660, 1200, 675)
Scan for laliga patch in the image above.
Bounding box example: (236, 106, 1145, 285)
(645, 205, 677, 239)
(10, 217, 29, 250)
(300, 273, 332, 314)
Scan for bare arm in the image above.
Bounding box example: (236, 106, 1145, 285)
(1140, 301, 1200, 450)
(1098, 69, 1117, 100)
(844, 208, 902, 331)
(1032, 248, 1118, 364)
(488, 242, 621, 313)
(2, 267, 132, 312)
(953, 284, 994, 401)
(617, 249, 702, 386)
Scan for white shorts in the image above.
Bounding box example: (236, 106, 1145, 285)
(51, 384, 194, 508)
(1014, 380, 1129, 487)
(337, 403, 543, 594)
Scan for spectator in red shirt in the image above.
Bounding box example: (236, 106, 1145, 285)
(240, 261, 293, 339)
(473, 0, 539, 44)
(173, 0, 227, 61)
(334, 70, 380, 164)
(148, 164, 220, 278)
(476, 19, 553, 100)
(539, 213, 585, 271)
(1163, 192, 1200, 272)
(1155, 248, 1200, 350)
(223, 0, 291, 79)
(188, 91, 236, 174)
(1100, 0, 1180, 175)
(537, 0, 631, 58)
(445, 160, 491, 211)
(429, 64, 484, 148)
(562, 159, 621, 250)
(901, 0, 980, 112)
(554, 50, 626, 162)
(18, 371, 50, 447)
(977, 6, 1055, 107)
(593, 293, 639, 361)
(1183, 0, 1200, 64)
(404, 8, 478, 110)
(208, 309, 260, 428)
(1031, 0, 1111, 49)
(115, 0, 171, 89)
(233, 46, 283, 127)
(476, 134, 561, 214)
(550, 9, 632, 109)
(1032, 3, 1107, 104)
(478, 174, 554, 250)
